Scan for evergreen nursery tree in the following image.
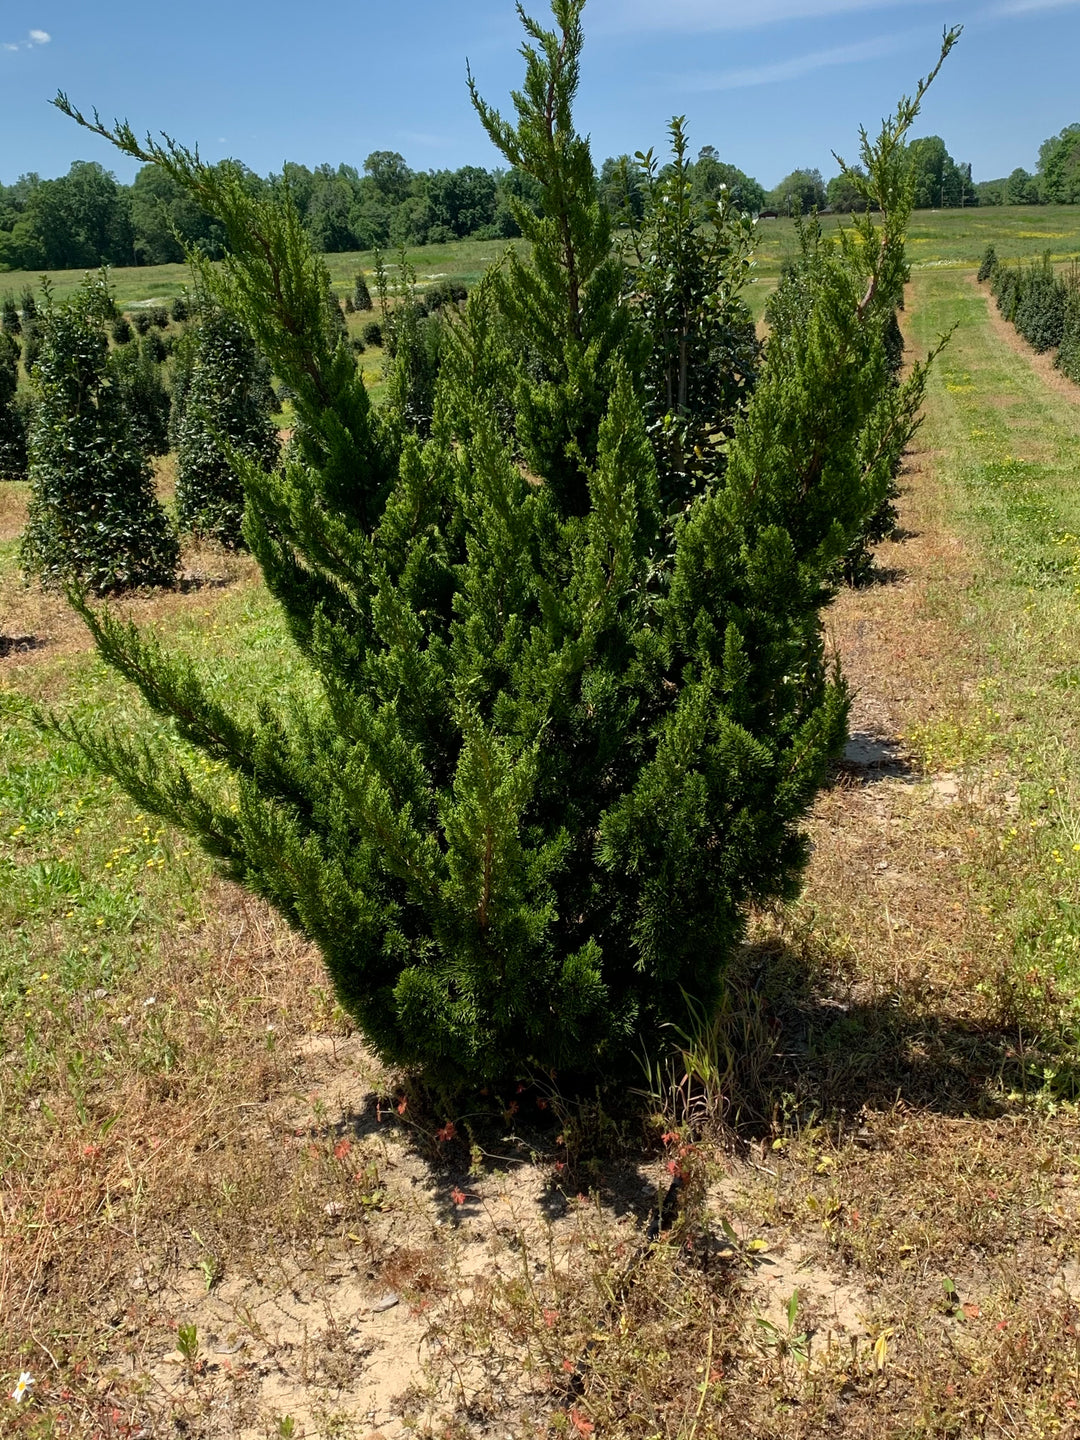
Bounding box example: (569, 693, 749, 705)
(109, 338, 171, 457)
(0, 330, 28, 481)
(622, 116, 760, 513)
(22, 275, 179, 593)
(175, 300, 280, 545)
(49, 5, 955, 1091)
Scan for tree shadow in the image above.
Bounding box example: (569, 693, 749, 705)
(832, 730, 916, 785)
(0, 633, 43, 658)
(721, 932, 1080, 1139)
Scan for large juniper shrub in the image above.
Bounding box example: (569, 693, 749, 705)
(175, 301, 280, 545)
(21, 275, 178, 593)
(51, 4, 954, 1092)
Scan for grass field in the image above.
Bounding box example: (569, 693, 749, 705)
(3, 214, 1080, 1437)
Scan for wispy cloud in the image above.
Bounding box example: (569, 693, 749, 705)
(3, 27, 52, 51)
(677, 31, 912, 91)
(591, 0, 936, 35)
(991, 0, 1080, 13)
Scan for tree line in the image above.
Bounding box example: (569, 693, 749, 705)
(11, 118, 1075, 276)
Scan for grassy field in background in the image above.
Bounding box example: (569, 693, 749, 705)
(4, 219, 1080, 1435)
(4, 205, 1080, 317)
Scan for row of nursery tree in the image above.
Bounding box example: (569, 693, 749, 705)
(978, 244, 1080, 382)
(4, 116, 1038, 274)
(6, 0, 955, 1094)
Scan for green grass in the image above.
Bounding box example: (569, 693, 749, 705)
(906, 265, 1080, 1007)
(5, 206, 1080, 317)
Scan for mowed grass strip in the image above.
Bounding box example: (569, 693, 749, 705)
(906, 265, 1080, 1010)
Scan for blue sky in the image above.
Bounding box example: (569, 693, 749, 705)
(0, 0, 1077, 189)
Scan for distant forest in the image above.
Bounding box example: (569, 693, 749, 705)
(3, 124, 1079, 273)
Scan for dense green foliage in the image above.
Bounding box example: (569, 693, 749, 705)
(0, 330, 28, 480)
(1056, 270, 1080, 384)
(767, 167, 827, 216)
(21, 275, 178, 593)
(907, 136, 973, 208)
(991, 254, 1068, 353)
(110, 338, 171, 457)
(623, 118, 759, 509)
(977, 243, 998, 283)
(49, 5, 951, 1092)
(174, 303, 279, 545)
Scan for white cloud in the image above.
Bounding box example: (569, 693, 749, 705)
(991, 0, 1080, 12)
(590, 0, 936, 34)
(677, 32, 911, 90)
(3, 27, 53, 50)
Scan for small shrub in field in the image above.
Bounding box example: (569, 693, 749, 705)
(350, 335, 366, 353)
(111, 341, 171, 456)
(21, 274, 178, 593)
(112, 315, 134, 345)
(1, 294, 20, 336)
(424, 278, 469, 311)
(170, 294, 189, 323)
(141, 328, 167, 364)
(1014, 256, 1066, 353)
(343, 294, 355, 313)
(353, 272, 373, 310)
(132, 309, 152, 335)
(0, 330, 28, 480)
(1056, 270, 1080, 384)
(175, 302, 280, 545)
(150, 305, 169, 329)
(20, 288, 37, 324)
(977, 243, 998, 284)
(993, 263, 1023, 324)
(361, 319, 383, 347)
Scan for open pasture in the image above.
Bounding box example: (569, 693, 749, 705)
(7, 207, 1078, 332)
(4, 219, 1080, 1436)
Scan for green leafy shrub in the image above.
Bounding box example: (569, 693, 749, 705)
(51, 4, 953, 1092)
(21, 275, 178, 592)
(623, 116, 759, 512)
(361, 319, 383, 347)
(1056, 268, 1080, 384)
(1014, 255, 1066, 353)
(992, 263, 1023, 324)
(141, 328, 167, 364)
(175, 301, 280, 545)
(343, 294, 355, 314)
(150, 305, 169, 329)
(132, 309, 152, 336)
(112, 315, 134, 345)
(110, 340, 171, 456)
(977, 243, 998, 283)
(170, 294, 189, 323)
(1, 294, 21, 337)
(0, 330, 28, 480)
